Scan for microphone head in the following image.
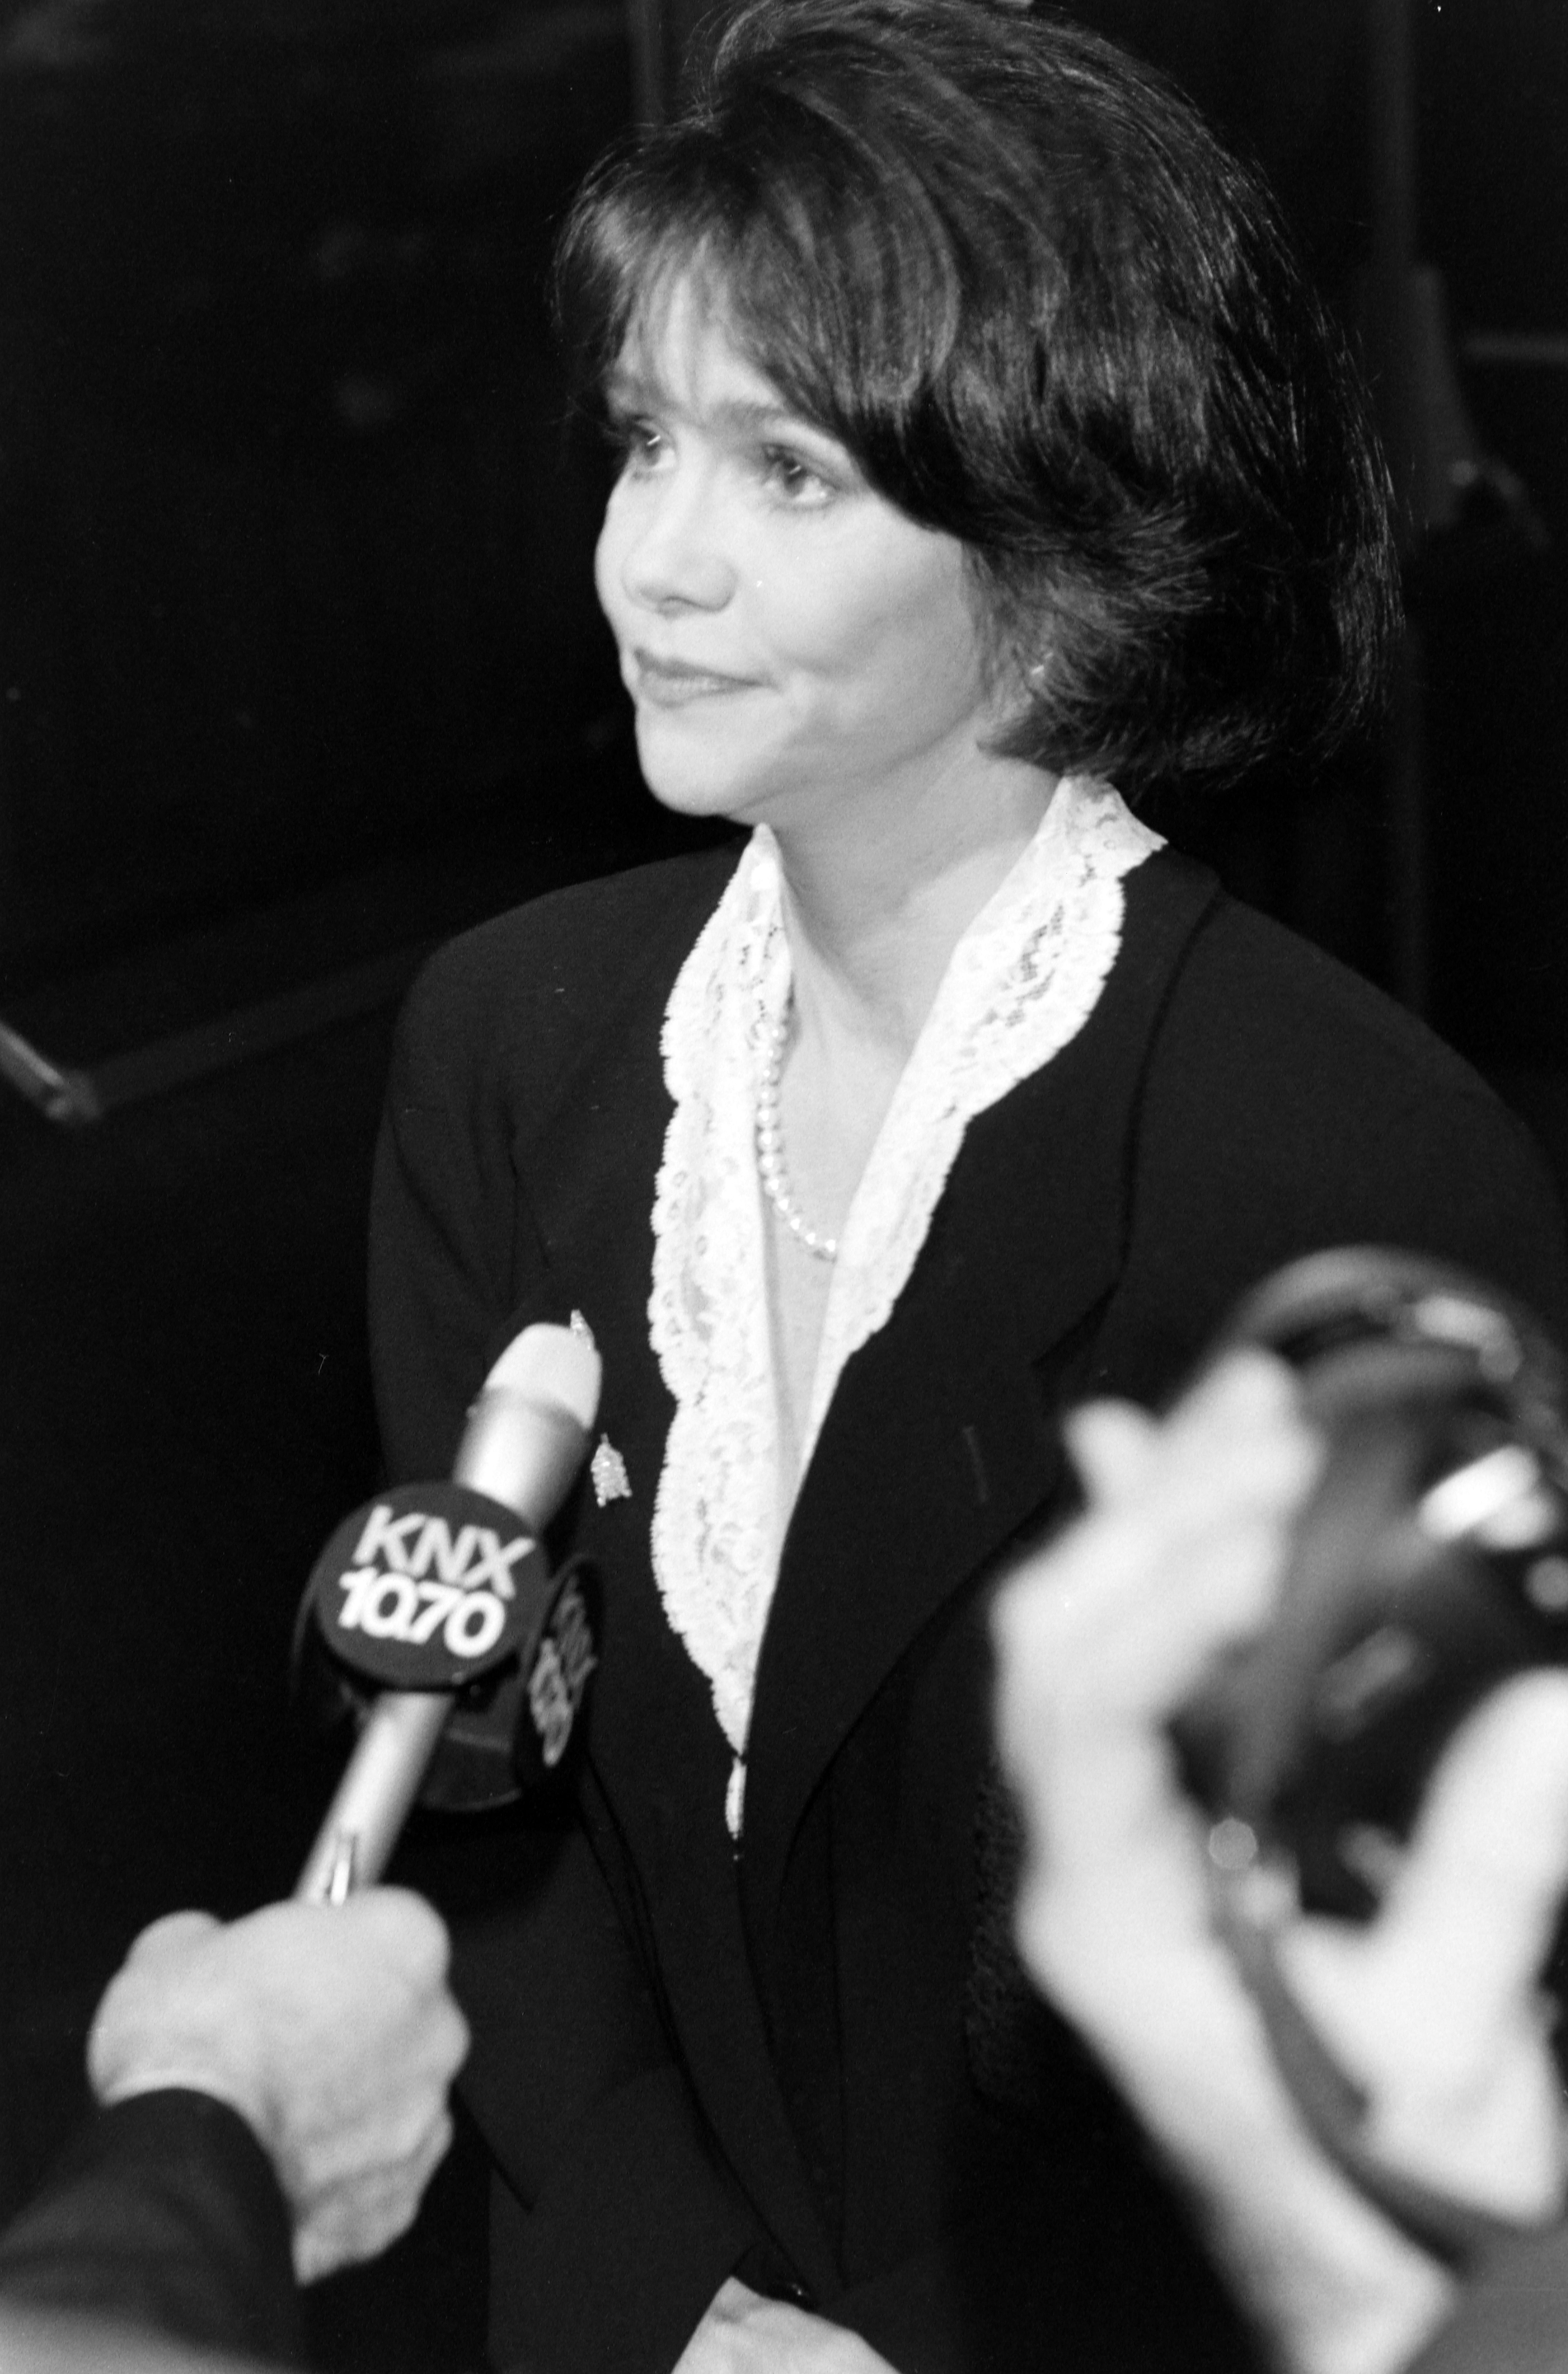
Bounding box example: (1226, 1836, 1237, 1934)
(294, 1477, 601, 1807)
(293, 1320, 605, 1825)
(458, 1323, 603, 1524)
(481, 1322, 601, 1430)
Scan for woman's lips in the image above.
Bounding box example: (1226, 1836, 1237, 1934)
(633, 653, 759, 707)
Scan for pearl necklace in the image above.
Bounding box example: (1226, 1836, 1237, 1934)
(755, 999, 839, 1262)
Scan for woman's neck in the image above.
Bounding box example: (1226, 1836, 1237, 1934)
(757, 754, 1059, 1509)
(772, 757, 1058, 1060)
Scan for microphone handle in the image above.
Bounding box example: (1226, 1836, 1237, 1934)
(296, 1692, 450, 1905)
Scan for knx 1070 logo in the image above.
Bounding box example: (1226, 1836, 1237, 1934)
(333, 1500, 532, 1663)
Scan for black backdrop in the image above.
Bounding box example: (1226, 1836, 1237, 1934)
(0, 1, 651, 1002)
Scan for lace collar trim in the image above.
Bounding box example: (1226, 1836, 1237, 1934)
(647, 777, 1163, 1832)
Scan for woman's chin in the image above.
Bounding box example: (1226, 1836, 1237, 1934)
(634, 726, 761, 824)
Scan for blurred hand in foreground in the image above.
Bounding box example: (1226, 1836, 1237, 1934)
(88, 1889, 469, 2283)
(993, 1351, 1568, 2374)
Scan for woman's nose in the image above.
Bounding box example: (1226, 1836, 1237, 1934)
(616, 464, 734, 614)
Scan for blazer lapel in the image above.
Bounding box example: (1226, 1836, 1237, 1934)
(517, 892, 844, 2291)
(739, 848, 1221, 1968)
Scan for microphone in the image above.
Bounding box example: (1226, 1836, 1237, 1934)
(295, 1323, 602, 1906)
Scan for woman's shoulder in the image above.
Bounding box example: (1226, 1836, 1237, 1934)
(1151, 872, 1509, 1114)
(396, 840, 744, 1070)
(1121, 858, 1568, 1334)
(1107, 849, 1524, 1153)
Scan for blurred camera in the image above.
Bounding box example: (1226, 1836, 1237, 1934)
(1173, 1247, 1568, 1920)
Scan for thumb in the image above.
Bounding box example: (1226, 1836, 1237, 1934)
(1375, 1671, 1568, 2035)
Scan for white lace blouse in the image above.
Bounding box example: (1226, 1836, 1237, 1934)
(647, 775, 1164, 1833)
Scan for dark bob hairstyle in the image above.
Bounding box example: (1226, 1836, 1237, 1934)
(554, 0, 1400, 799)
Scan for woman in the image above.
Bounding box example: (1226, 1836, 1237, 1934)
(370, 5, 1568, 2369)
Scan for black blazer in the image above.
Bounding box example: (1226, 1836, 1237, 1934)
(371, 841, 1568, 2374)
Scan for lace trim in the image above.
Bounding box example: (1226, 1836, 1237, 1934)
(647, 778, 1163, 1832)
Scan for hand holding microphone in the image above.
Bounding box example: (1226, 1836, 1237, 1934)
(3, 1324, 603, 2314)
(296, 1320, 603, 1904)
(88, 1891, 470, 2283)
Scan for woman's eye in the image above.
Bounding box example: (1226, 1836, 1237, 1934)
(761, 446, 834, 504)
(604, 416, 666, 474)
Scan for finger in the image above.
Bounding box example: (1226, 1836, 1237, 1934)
(1062, 1398, 1159, 1504)
(1064, 1365, 1316, 1605)
(433, 1997, 471, 2085)
(1160, 1351, 1318, 1502)
(1376, 1671, 1568, 2030)
(291, 2108, 455, 2283)
(284, 2049, 463, 2191)
(1002, 1485, 1307, 1734)
(338, 1887, 453, 1988)
(996, 1353, 1316, 1811)
(1168, 1345, 1302, 1437)
(404, 2104, 455, 2193)
(120, 1910, 221, 1967)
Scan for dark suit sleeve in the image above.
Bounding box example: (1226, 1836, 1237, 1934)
(371, 928, 772, 2374)
(369, 937, 530, 1485)
(0, 2094, 299, 2367)
(368, 850, 740, 1485)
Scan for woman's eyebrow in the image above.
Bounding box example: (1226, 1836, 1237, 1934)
(603, 372, 832, 445)
(601, 368, 659, 412)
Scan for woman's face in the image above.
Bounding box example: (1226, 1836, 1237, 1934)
(594, 279, 1006, 838)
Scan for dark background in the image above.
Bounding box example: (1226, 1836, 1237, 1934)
(0, 4, 1563, 2368)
